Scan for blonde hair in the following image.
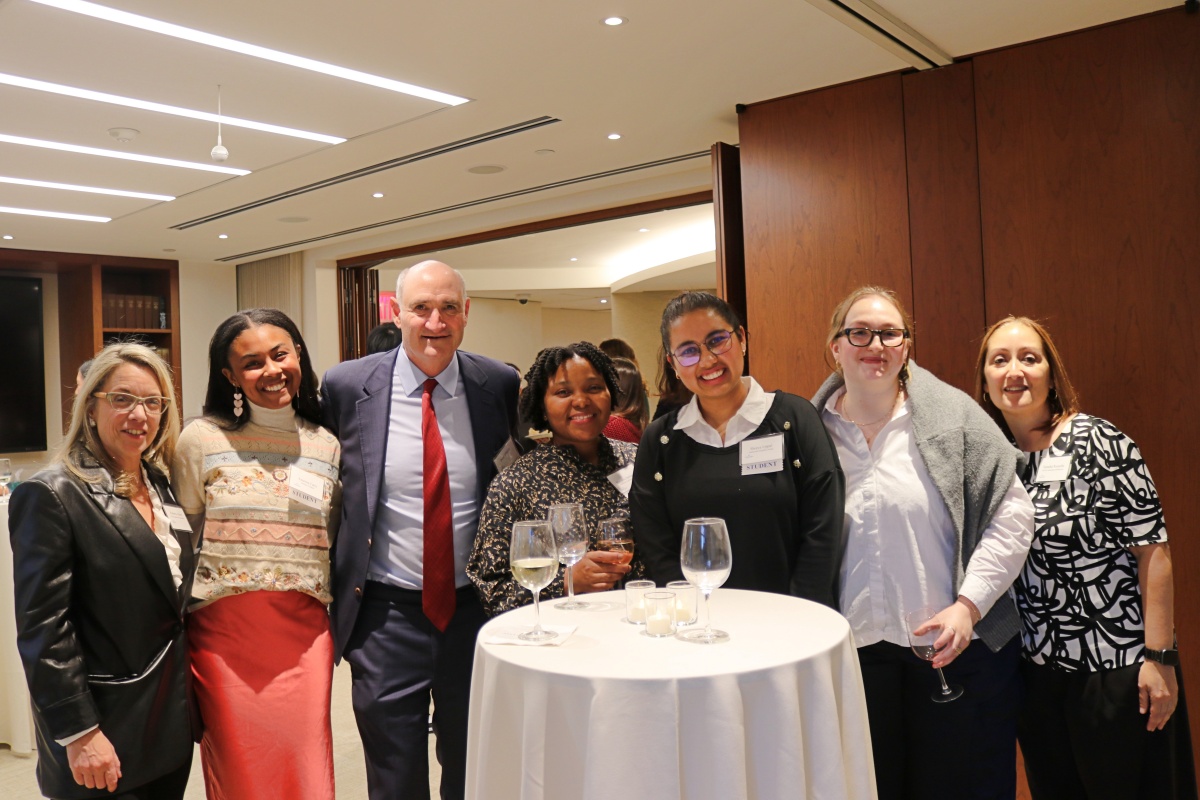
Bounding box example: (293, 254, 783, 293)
(55, 342, 180, 497)
(823, 286, 915, 382)
(975, 316, 1080, 438)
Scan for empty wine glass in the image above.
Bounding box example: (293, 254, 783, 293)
(548, 503, 588, 609)
(595, 517, 634, 588)
(904, 606, 964, 702)
(510, 520, 559, 642)
(677, 517, 732, 644)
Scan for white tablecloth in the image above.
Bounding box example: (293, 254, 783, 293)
(466, 589, 877, 800)
(0, 499, 36, 753)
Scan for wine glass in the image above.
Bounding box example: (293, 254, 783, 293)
(0, 458, 11, 500)
(548, 503, 588, 609)
(595, 517, 634, 588)
(904, 606, 964, 703)
(677, 517, 732, 644)
(510, 520, 559, 641)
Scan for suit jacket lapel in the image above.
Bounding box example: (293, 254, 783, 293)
(459, 354, 500, 502)
(356, 349, 398, 535)
(84, 465, 179, 611)
(147, 468, 196, 614)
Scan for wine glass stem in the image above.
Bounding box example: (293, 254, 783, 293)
(531, 589, 544, 634)
(936, 667, 952, 694)
(702, 590, 714, 638)
(564, 563, 576, 601)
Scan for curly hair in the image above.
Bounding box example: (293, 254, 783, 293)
(203, 308, 323, 429)
(520, 342, 619, 431)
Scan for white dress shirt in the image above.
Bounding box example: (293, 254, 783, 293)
(822, 386, 1033, 649)
(369, 349, 479, 590)
(674, 377, 777, 447)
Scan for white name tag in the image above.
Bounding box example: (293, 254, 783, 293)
(288, 467, 326, 508)
(740, 433, 785, 476)
(1034, 455, 1073, 483)
(608, 463, 634, 498)
(162, 503, 192, 533)
(493, 437, 521, 473)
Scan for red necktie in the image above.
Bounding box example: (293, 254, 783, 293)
(421, 378, 456, 631)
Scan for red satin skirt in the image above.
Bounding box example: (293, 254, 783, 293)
(189, 590, 335, 800)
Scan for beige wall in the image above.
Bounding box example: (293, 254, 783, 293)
(610, 290, 677, 396)
(541, 308, 612, 349)
(459, 297, 544, 374)
(178, 261, 238, 423)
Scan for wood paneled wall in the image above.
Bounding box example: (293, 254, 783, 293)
(738, 5, 1200, 771)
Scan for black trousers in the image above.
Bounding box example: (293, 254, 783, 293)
(345, 583, 486, 800)
(1018, 659, 1198, 800)
(858, 638, 1022, 800)
(100, 751, 191, 800)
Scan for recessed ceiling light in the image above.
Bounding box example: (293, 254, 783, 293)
(600, 298, 609, 304)
(0, 175, 174, 201)
(0, 72, 345, 144)
(107, 127, 139, 143)
(0, 205, 109, 222)
(277, 216, 310, 223)
(162, 248, 176, 252)
(218, 234, 228, 239)
(0, 132, 250, 175)
(603, 17, 627, 26)
(372, 192, 384, 198)
(467, 165, 506, 175)
(30, 0, 469, 106)
(607, 133, 622, 140)
(638, 228, 649, 233)
(2, 235, 13, 240)
(570, 257, 578, 262)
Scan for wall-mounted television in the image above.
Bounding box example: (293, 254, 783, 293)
(0, 276, 48, 452)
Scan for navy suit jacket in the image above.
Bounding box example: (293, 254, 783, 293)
(320, 348, 520, 658)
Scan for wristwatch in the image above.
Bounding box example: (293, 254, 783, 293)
(1145, 647, 1180, 666)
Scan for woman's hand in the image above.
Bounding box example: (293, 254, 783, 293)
(571, 551, 632, 593)
(1139, 661, 1178, 731)
(915, 598, 978, 669)
(66, 729, 121, 792)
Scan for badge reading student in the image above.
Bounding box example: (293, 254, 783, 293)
(740, 433, 785, 476)
(493, 437, 521, 473)
(288, 466, 326, 507)
(1033, 455, 1073, 483)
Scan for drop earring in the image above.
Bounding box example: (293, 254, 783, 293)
(233, 386, 244, 418)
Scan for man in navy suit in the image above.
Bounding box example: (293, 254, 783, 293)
(321, 260, 519, 800)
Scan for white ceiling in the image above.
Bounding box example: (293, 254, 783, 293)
(0, 0, 1173, 274)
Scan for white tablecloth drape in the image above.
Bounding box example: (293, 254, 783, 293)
(1, 499, 36, 754)
(466, 588, 877, 800)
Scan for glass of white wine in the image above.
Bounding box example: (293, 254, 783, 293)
(510, 520, 559, 642)
(548, 503, 589, 609)
(677, 517, 732, 644)
(904, 606, 963, 703)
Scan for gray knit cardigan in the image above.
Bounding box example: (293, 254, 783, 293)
(811, 362, 1026, 652)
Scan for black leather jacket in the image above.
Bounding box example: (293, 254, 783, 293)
(10, 461, 196, 799)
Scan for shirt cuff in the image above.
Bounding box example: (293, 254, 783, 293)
(957, 574, 997, 619)
(56, 724, 99, 747)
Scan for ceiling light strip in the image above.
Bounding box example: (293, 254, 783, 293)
(0, 133, 250, 175)
(0, 175, 174, 201)
(0, 205, 110, 222)
(172, 116, 560, 229)
(29, 0, 470, 105)
(0, 72, 345, 144)
(216, 150, 710, 262)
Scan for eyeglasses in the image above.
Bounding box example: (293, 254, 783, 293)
(838, 327, 909, 348)
(670, 330, 736, 367)
(93, 391, 171, 415)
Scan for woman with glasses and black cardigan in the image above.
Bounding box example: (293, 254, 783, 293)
(811, 286, 1035, 800)
(629, 291, 845, 605)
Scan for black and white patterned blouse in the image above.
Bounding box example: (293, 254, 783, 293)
(1014, 414, 1168, 672)
(467, 437, 641, 616)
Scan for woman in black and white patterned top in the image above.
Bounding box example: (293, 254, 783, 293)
(977, 316, 1195, 799)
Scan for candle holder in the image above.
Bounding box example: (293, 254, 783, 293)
(666, 580, 697, 625)
(624, 580, 655, 625)
(642, 592, 677, 637)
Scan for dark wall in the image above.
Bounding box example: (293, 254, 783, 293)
(739, 6, 1200, 769)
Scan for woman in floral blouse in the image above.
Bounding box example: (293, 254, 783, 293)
(468, 342, 642, 616)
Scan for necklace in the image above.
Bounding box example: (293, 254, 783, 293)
(841, 389, 903, 429)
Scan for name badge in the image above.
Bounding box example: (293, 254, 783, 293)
(1034, 455, 1073, 483)
(289, 467, 326, 508)
(162, 503, 192, 533)
(493, 437, 521, 473)
(740, 433, 784, 476)
(608, 463, 634, 498)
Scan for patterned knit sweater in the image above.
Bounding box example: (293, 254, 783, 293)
(171, 404, 341, 606)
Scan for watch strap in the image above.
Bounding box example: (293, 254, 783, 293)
(1145, 647, 1180, 667)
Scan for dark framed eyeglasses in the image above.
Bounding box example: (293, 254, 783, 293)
(670, 330, 737, 367)
(93, 391, 171, 415)
(838, 327, 909, 348)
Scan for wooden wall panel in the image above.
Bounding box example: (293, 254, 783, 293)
(975, 7, 1200, 760)
(903, 61, 986, 395)
(740, 74, 913, 398)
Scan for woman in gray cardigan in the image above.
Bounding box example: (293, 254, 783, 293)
(813, 286, 1033, 800)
